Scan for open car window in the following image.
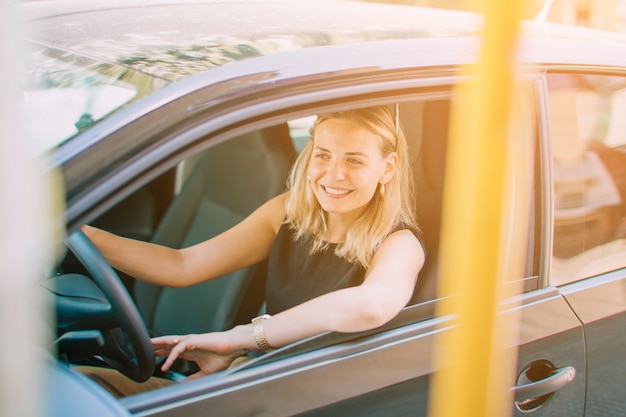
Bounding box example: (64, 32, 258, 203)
(81, 87, 542, 354)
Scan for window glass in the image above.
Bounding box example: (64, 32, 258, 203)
(288, 116, 316, 152)
(402, 95, 539, 296)
(548, 73, 626, 285)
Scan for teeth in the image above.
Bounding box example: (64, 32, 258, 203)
(324, 186, 350, 195)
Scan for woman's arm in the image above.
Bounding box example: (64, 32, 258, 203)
(258, 229, 425, 345)
(83, 193, 286, 287)
(154, 229, 425, 375)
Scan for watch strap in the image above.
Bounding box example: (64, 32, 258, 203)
(252, 314, 273, 352)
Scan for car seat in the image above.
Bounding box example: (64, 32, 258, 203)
(134, 124, 295, 336)
(402, 99, 449, 304)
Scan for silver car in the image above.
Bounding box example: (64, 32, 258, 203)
(23, 1, 626, 416)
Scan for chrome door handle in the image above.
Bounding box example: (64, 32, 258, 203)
(509, 365, 576, 402)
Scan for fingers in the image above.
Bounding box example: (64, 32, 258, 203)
(151, 333, 245, 378)
(160, 340, 190, 372)
(151, 335, 188, 371)
(151, 335, 184, 352)
(151, 335, 184, 346)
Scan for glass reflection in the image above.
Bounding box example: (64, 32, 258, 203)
(549, 74, 626, 284)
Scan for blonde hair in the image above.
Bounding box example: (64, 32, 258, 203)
(285, 105, 417, 268)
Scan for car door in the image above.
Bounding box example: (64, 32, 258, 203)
(545, 71, 626, 417)
(122, 79, 586, 417)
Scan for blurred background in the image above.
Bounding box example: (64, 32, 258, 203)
(360, 0, 626, 33)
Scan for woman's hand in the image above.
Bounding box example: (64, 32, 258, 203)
(151, 332, 249, 381)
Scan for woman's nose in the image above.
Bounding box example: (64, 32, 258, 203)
(327, 160, 345, 181)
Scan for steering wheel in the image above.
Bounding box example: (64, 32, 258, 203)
(56, 230, 155, 382)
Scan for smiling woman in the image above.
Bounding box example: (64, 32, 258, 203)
(79, 105, 425, 397)
(287, 107, 415, 266)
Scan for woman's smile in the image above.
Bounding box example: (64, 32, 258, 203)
(321, 184, 353, 196)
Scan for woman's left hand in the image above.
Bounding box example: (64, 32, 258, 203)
(151, 333, 248, 381)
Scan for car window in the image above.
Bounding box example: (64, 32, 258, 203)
(89, 90, 541, 342)
(403, 93, 541, 295)
(548, 73, 626, 285)
(288, 116, 316, 152)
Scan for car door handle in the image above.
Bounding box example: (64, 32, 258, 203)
(509, 365, 576, 402)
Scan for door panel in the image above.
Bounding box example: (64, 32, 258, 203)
(123, 286, 585, 416)
(560, 270, 626, 416)
(513, 291, 586, 416)
(295, 289, 585, 417)
(546, 71, 626, 416)
(297, 376, 430, 417)
(254, 290, 584, 417)
(127, 295, 585, 417)
(127, 315, 443, 416)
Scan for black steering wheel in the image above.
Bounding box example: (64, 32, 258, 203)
(54, 230, 155, 382)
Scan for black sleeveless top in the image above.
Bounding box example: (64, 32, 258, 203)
(265, 224, 423, 315)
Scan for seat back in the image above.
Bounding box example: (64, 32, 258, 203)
(402, 99, 450, 304)
(135, 125, 295, 335)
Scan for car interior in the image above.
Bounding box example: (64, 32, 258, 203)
(132, 124, 295, 337)
(53, 98, 453, 381)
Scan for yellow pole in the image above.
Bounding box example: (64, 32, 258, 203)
(429, 1, 523, 417)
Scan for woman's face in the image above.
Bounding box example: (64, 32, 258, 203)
(308, 118, 396, 220)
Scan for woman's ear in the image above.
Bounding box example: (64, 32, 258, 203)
(381, 152, 398, 184)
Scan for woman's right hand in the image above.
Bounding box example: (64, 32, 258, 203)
(151, 330, 252, 380)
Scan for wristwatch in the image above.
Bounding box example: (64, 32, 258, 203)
(251, 314, 273, 352)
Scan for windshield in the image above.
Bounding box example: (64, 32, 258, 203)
(22, 43, 169, 152)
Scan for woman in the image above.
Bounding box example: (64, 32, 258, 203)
(81, 105, 425, 394)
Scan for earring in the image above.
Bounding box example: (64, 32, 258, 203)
(379, 183, 385, 197)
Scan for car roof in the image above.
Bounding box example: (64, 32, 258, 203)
(22, 1, 484, 81)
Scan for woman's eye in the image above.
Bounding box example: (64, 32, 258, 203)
(314, 152, 330, 160)
(347, 158, 364, 165)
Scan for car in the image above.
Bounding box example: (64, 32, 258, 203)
(21, 0, 626, 416)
